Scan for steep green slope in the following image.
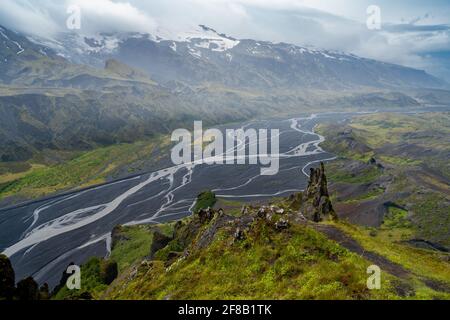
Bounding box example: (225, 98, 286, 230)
(81, 198, 448, 300)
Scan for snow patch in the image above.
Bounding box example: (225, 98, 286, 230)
(0, 29, 24, 55)
(188, 47, 202, 59)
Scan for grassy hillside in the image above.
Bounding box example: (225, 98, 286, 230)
(0, 136, 170, 203)
(52, 195, 449, 300)
(316, 112, 450, 247)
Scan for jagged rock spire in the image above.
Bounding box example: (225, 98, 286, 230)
(302, 162, 337, 222)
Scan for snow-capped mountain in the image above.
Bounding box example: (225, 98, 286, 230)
(1, 24, 447, 90)
(22, 24, 445, 90)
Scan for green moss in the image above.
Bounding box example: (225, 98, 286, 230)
(333, 221, 450, 290)
(343, 187, 385, 203)
(52, 257, 110, 300)
(109, 225, 155, 272)
(383, 206, 411, 229)
(192, 191, 217, 214)
(105, 222, 399, 300)
(328, 164, 382, 184)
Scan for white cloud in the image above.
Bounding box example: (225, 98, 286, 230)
(67, 0, 157, 34)
(0, 0, 60, 36)
(0, 0, 157, 36)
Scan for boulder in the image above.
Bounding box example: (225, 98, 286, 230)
(241, 206, 249, 215)
(275, 219, 290, 230)
(257, 206, 267, 219)
(233, 227, 246, 242)
(197, 207, 215, 224)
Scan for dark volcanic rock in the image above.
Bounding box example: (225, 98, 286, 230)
(275, 218, 290, 230)
(301, 162, 337, 222)
(16, 276, 39, 300)
(233, 227, 246, 242)
(111, 225, 130, 250)
(197, 207, 216, 224)
(99, 260, 118, 285)
(149, 230, 173, 259)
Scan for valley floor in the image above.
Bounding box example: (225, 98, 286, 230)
(2, 111, 449, 300)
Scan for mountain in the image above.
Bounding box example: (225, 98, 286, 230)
(29, 25, 446, 90)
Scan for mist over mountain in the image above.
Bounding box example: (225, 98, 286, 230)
(24, 25, 447, 90)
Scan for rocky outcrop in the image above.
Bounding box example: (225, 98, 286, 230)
(133, 169, 336, 272)
(149, 231, 173, 259)
(111, 225, 130, 250)
(1, 254, 50, 300)
(0, 254, 15, 300)
(275, 218, 290, 230)
(301, 162, 337, 222)
(197, 207, 217, 224)
(99, 260, 118, 285)
(16, 277, 39, 300)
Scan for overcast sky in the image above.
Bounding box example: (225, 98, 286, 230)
(1, 0, 449, 81)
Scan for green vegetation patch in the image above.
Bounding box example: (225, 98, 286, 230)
(327, 163, 382, 185)
(342, 187, 385, 203)
(379, 156, 422, 166)
(383, 206, 411, 229)
(0, 137, 161, 201)
(409, 193, 450, 247)
(213, 198, 245, 217)
(52, 258, 117, 300)
(105, 221, 400, 300)
(110, 225, 155, 272)
(334, 221, 450, 293)
(192, 191, 217, 214)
